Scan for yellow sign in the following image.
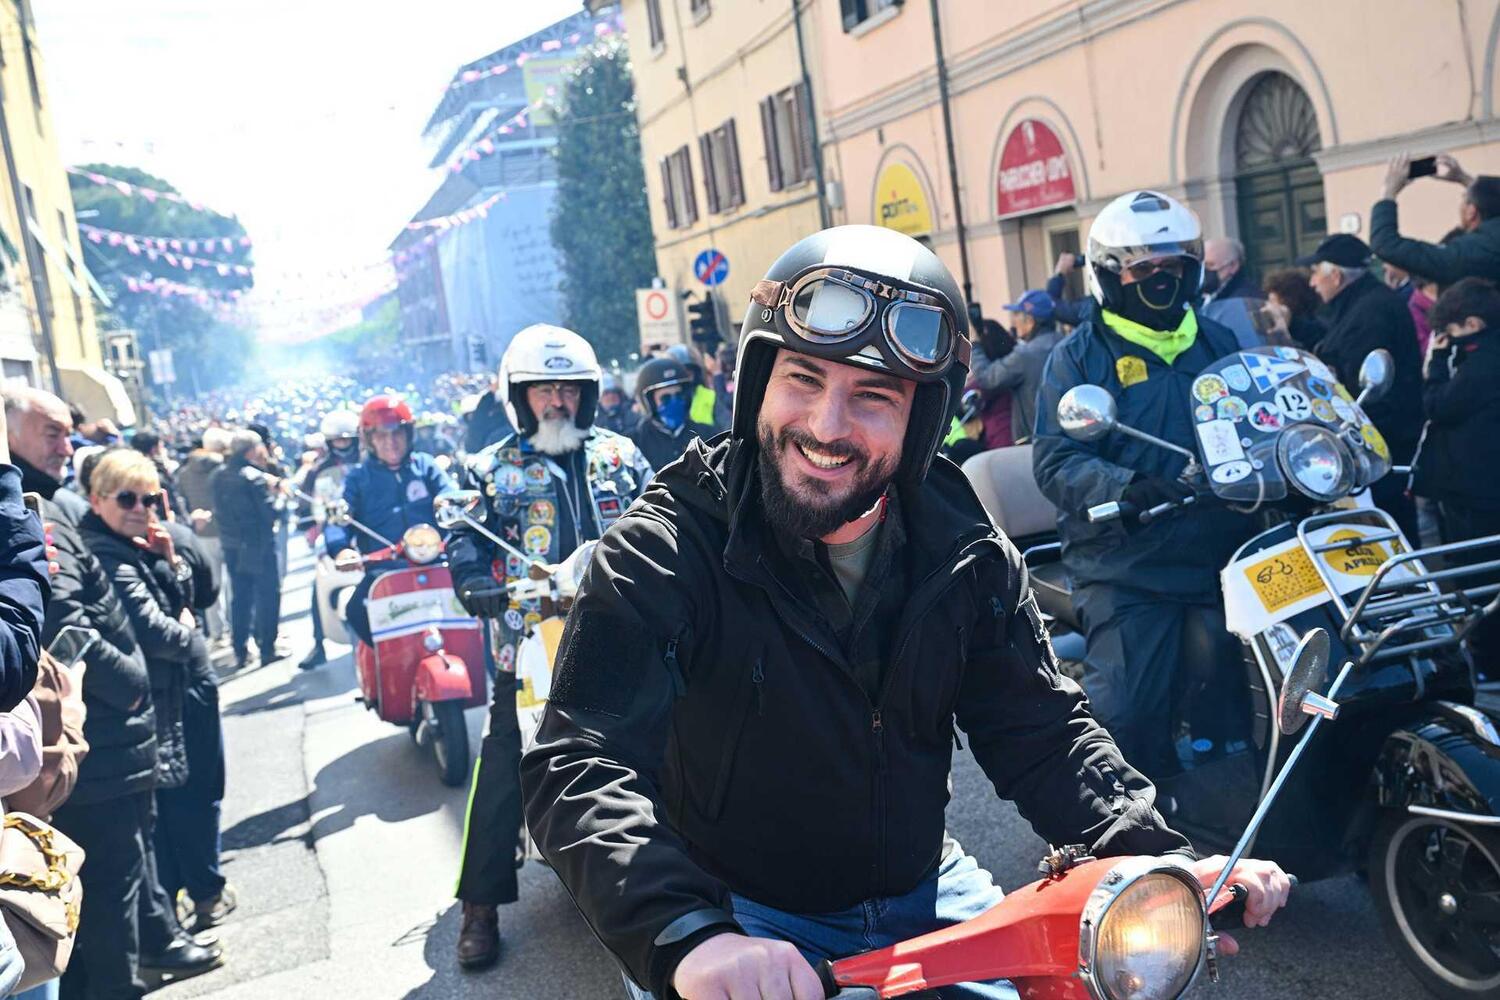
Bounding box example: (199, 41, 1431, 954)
(1116, 356, 1149, 388)
(1245, 546, 1324, 614)
(521, 56, 574, 128)
(874, 162, 933, 237)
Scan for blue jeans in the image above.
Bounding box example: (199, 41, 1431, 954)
(624, 845, 1019, 999)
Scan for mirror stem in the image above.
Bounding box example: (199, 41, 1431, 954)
(1113, 423, 1201, 475)
(454, 511, 550, 572)
(1205, 657, 1356, 907)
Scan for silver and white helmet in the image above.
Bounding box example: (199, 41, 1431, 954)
(319, 409, 360, 441)
(497, 324, 602, 435)
(1085, 190, 1204, 309)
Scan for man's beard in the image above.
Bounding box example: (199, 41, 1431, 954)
(756, 421, 897, 540)
(530, 414, 589, 455)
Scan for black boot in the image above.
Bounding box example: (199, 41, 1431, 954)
(139, 933, 224, 982)
(298, 644, 327, 671)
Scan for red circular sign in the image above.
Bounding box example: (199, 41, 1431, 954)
(644, 290, 668, 320)
(996, 119, 1076, 218)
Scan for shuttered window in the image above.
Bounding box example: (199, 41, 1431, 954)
(659, 145, 698, 229)
(700, 119, 744, 214)
(759, 81, 815, 192)
(645, 0, 666, 48)
(840, 0, 901, 32)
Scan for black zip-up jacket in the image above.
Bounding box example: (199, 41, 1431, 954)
(1315, 273, 1425, 459)
(38, 496, 156, 804)
(79, 512, 190, 789)
(1413, 328, 1500, 509)
(520, 436, 1189, 998)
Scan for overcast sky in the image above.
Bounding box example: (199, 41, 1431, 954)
(34, 0, 584, 337)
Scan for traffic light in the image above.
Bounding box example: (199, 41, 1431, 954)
(687, 294, 721, 348)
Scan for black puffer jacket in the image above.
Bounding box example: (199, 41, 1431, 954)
(78, 513, 190, 790)
(1315, 273, 1425, 460)
(1412, 328, 1500, 509)
(520, 436, 1189, 998)
(38, 498, 156, 804)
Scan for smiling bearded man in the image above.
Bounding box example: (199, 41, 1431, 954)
(518, 226, 1291, 1000)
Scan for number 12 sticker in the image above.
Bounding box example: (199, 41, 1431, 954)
(1274, 387, 1312, 421)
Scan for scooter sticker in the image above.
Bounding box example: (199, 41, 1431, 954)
(504, 609, 525, 631)
(1273, 387, 1312, 422)
(524, 462, 552, 492)
(1116, 356, 1148, 388)
(1211, 460, 1252, 484)
(405, 479, 429, 503)
(1305, 377, 1333, 400)
(495, 466, 526, 495)
(1330, 396, 1357, 423)
(1309, 398, 1337, 423)
(1242, 352, 1305, 392)
(1195, 418, 1246, 466)
(524, 524, 552, 555)
(1306, 356, 1336, 383)
(1216, 396, 1248, 422)
(1361, 423, 1391, 461)
(1221, 364, 1251, 392)
(1194, 404, 1215, 423)
(527, 500, 556, 526)
(1192, 374, 1229, 404)
(497, 643, 516, 674)
(1275, 346, 1302, 361)
(1247, 401, 1283, 432)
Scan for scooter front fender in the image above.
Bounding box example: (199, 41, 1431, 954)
(1372, 701, 1500, 823)
(414, 652, 474, 705)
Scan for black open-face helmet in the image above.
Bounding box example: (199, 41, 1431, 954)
(733, 225, 971, 486)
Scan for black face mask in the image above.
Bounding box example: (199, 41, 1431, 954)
(1115, 271, 1190, 331)
(1200, 269, 1222, 296)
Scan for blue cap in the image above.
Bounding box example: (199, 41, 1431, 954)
(1001, 289, 1055, 322)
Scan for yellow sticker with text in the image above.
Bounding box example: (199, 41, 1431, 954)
(1116, 355, 1149, 388)
(1361, 422, 1391, 461)
(1244, 545, 1325, 613)
(1322, 529, 1390, 577)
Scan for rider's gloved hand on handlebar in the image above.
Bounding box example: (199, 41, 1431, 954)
(456, 577, 508, 619)
(1121, 474, 1195, 514)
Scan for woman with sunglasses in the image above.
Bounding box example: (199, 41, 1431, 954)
(76, 449, 223, 985)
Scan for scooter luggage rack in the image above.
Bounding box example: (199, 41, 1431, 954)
(1295, 509, 1500, 664)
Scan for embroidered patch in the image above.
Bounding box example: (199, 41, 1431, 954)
(549, 609, 655, 718)
(1116, 355, 1148, 388)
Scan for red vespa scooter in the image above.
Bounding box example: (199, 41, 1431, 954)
(820, 630, 1332, 1000)
(316, 501, 486, 786)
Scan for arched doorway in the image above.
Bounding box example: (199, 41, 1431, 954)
(1233, 72, 1327, 275)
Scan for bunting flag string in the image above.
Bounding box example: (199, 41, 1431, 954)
(441, 88, 554, 175)
(444, 17, 621, 93)
(78, 223, 251, 255)
(83, 227, 252, 276)
(122, 275, 246, 302)
(404, 191, 505, 232)
(66, 168, 219, 212)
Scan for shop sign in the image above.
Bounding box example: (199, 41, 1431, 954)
(996, 119, 1076, 218)
(873, 161, 933, 237)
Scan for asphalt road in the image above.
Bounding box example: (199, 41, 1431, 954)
(158, 540, 1433, 999)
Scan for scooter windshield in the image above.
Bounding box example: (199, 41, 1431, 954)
(1186, 346, 1391, 503)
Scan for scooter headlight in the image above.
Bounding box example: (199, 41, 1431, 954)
(1082, 862, 1204, 1000)
(1277, 423, 1354, 502)
(421, 626, 444, 653)
(403, 524, 443, 565)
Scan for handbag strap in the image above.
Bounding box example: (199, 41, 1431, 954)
(0, 815, 70, 893)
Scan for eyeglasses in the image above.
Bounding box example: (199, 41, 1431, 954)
(530, 383, 583, 402)
(749, 267, 968, 382)
(113, 490, 163, 512)
(1124, 258, 1185, 282)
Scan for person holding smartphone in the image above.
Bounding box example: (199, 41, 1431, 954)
(1373, 152, 1500, 285)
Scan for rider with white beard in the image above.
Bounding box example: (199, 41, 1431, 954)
(447, 324, 654, 972)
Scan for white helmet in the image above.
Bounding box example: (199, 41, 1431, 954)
(1085, 190, 1204, 310)
(497, 324, 602, 435)
(320, 410, 360, 441)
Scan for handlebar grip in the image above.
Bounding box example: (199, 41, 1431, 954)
(1138, 493, 1196, 525)
(1087, 501, 1134, 524)
(1209, 874, 1299, 930)
(819, 960, 883, 999)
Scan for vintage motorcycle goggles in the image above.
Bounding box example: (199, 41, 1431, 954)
(750, 268, 969, 382)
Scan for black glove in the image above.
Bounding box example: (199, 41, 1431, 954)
(456, 577, 508, 619)
(1121, 475, 1195, 513)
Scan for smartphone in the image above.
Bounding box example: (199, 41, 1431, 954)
(1409, 156, 1438, 179)
(46, 625, 98, 669)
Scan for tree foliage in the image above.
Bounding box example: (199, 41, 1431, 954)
(549, 39, 656, 365)
(69, 164, 254, 394)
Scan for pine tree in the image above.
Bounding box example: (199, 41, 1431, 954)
(549, 39, 656, 366)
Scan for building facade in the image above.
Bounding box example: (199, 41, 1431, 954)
(815, 0, 1500, 319)
(596, 0, 828, 342)
(0, 0, 105, 401)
